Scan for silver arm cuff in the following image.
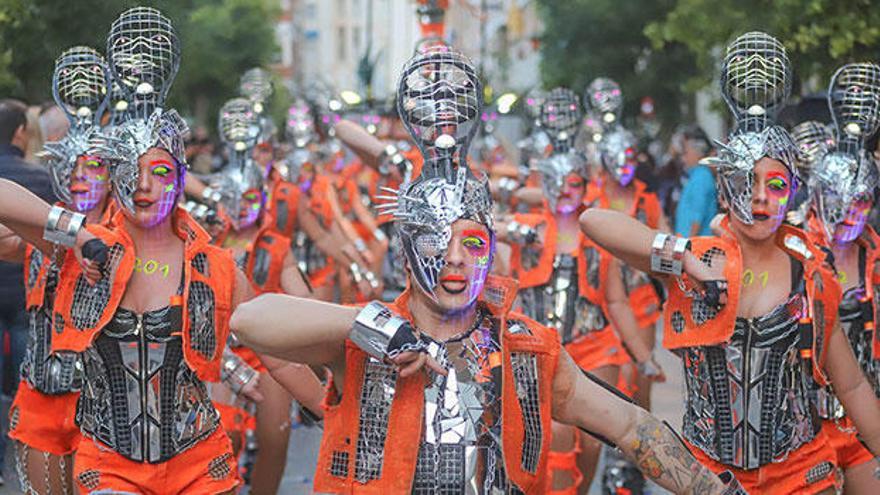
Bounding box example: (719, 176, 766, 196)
(350, 302, 416, 360)
(650, 233, 690, 276)
(43, 205, 85, 247)
(220, 347, 258, 395)
(506, 221, 538, 245)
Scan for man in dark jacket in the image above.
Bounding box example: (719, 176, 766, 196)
(0, 99, 57, 483)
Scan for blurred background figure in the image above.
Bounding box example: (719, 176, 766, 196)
(670, 124, 716, 236)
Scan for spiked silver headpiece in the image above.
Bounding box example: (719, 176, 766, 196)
(536, 151, 587, 211)
(597, 125, 639, 186)
(540, 87, 582, 153)
(41, 46, 112, 205)
(100, 109, 190, 216)
(215, 161, 265, 230)
(703, 32, 798, 224)
(811, 62, 880, 241)
(585, 77, 623, 128)
(107, 6, 180, 119)
(380, 49, 493, 299)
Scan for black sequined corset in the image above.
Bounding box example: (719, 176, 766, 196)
(682, 279, 819, 469)
(78, 305, 219, 463)
(518, 253, 607, 344)
(21, 259, 80, 395)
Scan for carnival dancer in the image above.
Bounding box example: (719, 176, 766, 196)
(497, 87, 663, 494)
(230, 46, 744, 495)
(581, 32, 880, 494)
(211, 96, 324, 494)
(0, 45, 115, 495)
(0, 8, 266, 493)
(787, 120, 835, 227)
(805, 63, 880, 494)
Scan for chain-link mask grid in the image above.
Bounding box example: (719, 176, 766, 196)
(41, 46, 113, 206)
(107, 6, 180, 119)
(53, 46, 111, 126)
(584, 77, 623, 127)
(523, 88, 546, 123)
(539, 87, 582, 154)
(720, 31, 791, 133)
(828, 63, 880, 153)
(811, 151, 877, 243)
(107, 78, 131, 126)
(397, 48, 482, 173)
(791, 121, 834, 178)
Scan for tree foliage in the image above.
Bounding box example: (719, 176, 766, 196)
(645, 0, 880, 91)
(535, 0, 700, 128)
(0, 0, 279, 129)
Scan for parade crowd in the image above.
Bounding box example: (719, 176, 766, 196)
(0, 4, 879, 495)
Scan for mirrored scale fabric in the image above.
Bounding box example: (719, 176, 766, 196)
(681, 292, 818, 469)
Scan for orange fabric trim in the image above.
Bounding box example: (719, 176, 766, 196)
(245, 228, 291, 295)
(265, 179, 300, 237)
(546, 433, 583, 495)
(510, 211, 556, 288)
(565, 326, 630, 371)
(8, 381, 80, 455)
(314, 276, 557, 493)
(629, 283, 661, 328)
(53, 209, 235, 382)
(23, 245, 50, 310)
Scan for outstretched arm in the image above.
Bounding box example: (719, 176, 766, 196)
(552, 350, 728, 494)
(333, 120, 385, 169)
(825, 321, 880, 455)
(579, 208, 659, 273)
(0, 224, 25, 263)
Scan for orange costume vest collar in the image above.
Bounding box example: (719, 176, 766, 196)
(264, 178, 301, 238)
(313, 276, 560, 494)
(663, 218, 839, 386)
(584, 178, 661, 228)
(244, 226, 292, 295)
(51, 208, 236, 382)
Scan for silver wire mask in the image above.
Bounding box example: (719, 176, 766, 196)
(382, 49, 493, 300)
(218, 97, 259, 156)
(811, 151, 876, 243)
(540, 87, 582, 153)
(791, 120, 834, 178)
(285, 99, 316, 148)
(216, 162, 265, 231)
(397, 48, 481, 169)
(585, 77, 623, 128)
(537, 151, 586, 212)
(42, 46, 112, 206)
(705, 31, 797, 224)
(597, 126, 638, 187)
(107, 6, 180, 119)
(240, 68, 275, 143)
(828, 63, 880, 153)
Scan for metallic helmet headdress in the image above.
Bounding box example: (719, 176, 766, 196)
(791, 120, 834, 178)
(285, 98, 316, 148)
(215, 161, 265, 231)
(218, 97, 259, 161)
(41, 46, 112, 205)
(397, 48, 481, 173)
(811, 62, 880, 242)
(536, 151, 587, 212)
(585, 77, 623, 128)
(827, 63, 880, 154)
(107, 6, 180, 119)
(539, 87, 582, 153)
(379, 49, 493, 300)
(597, 126, 639, 186)
(100, 109, 190, 216)
(240, 68, 273, 105)
(703, 31, 798, 224)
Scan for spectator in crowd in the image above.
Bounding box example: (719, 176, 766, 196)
(0, 98, 57, 484)
(38, 103, 70, 143)
(671, 124, 717, 236)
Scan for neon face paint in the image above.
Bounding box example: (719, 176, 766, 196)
(70, 155, 110, 213)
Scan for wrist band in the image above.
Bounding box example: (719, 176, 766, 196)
(650, 233, 690, 276)
(220, 349, 258, 395)
(43, 205, 86, 247)
(636, 355, 661, 377)
(350, 302, 427, 360)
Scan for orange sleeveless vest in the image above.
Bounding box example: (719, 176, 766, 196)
(663, 221, 839, 386)
(51, 209, 236, 382)
(265, 178, 300, 238)
(313, 276, 559, 494)
(244, 227, 292, 295)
